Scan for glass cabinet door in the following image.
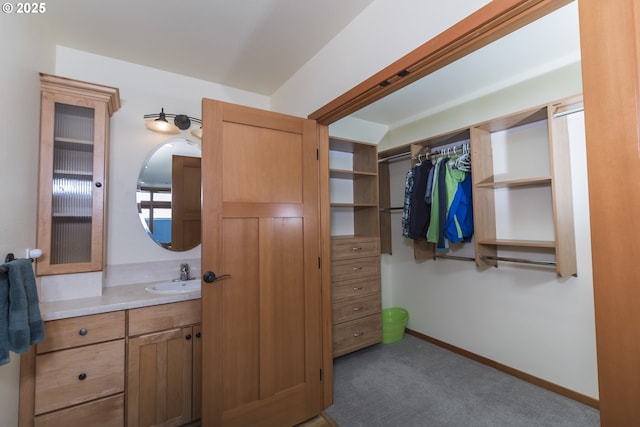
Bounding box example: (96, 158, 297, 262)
(37, 73, 119, 276)
(50, 103, 96, 265)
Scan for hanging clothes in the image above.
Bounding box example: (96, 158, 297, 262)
(444, 164, 473, 243)
(426, 153, 474, 249)
(426, 157, 448, 245)
(407, 160, 433, 239)
(404, 144, 474, 249)
(401, 166, 415, 238)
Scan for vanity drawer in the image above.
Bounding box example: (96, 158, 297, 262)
(34, 394, 124, 427)
(128, 299, 201, 336)
(331, 237, 380, 260)
(37, 311, 125, 354)
(333, 315, 381, 358)
(332, 294, 381, 324)
(331, 256, 380, 282)
(34, 339, 125, 415)
(332, 276, 381, 302)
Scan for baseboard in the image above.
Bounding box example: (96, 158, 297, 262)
(405, 328, 599, 409)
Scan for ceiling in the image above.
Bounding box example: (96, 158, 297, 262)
(41, 1, 580, 129)
(42, 0, 374, 95)
(350, 1, 581, 129)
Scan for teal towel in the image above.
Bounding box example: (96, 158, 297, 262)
(0, 270, 9, 365)
(0, 259, 44, 366)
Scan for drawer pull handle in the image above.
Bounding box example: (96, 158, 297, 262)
(353, 332, 364, 337)
(185, 334, 192, 341)
(352, 267, 363, 271)
(353, 306, 364, 311)
(79, 328, 88, 336)
(352, 247, 362, 251)
(353, 286, 364, 291)
(78, 373, 87, 381)
(196, 332, 201, 338)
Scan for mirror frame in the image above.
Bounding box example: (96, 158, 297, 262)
(136, 138, 202, 251)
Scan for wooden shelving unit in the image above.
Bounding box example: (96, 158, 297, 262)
(328, 137, 382, 357)
(376, 95, 580, 277)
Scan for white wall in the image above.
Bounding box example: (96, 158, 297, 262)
(271, 0, 491, 117)
(54, 47, 269, 270)
(0, 13, 55, 427)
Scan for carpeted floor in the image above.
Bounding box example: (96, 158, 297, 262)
(326, 334, 600, 427)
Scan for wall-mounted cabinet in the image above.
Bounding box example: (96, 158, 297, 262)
(377, 95, 580, 278)
(36, 73, 120, 276)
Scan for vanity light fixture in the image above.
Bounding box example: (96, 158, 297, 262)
(144, 108, 202, 138)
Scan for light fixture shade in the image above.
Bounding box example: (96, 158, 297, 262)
(145, 118, 179, 134)
(144, 108, 201, 135)
(191, 127, 203, 139)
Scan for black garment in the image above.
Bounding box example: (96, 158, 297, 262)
(437, 157, 449, 250)
(408, 161, 433, 239)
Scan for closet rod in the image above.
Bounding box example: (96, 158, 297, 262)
(378, 152, 411, 163)
(434, 254, 475, 262)
(552, 106, 584, 119)
(414, 141, 470, 160)
(479, 255, 556, 266)
(379, 207, 404, 212)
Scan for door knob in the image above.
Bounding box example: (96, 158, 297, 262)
(203, 271, 232, 283)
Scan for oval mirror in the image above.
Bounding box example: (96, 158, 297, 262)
(136, 138, 201, 251)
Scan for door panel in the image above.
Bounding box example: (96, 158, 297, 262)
(171, 155, 201, 251)
(222, 123, 303, 203)
(201, 99, 322, 427)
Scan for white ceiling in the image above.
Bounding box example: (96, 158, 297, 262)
(41, 1, 580, 128)
(350, 1, 581, 128)
(42, 0, 374, 95)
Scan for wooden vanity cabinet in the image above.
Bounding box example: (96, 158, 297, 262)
(127, 300, 202, 427)
(19, 300, 202, 427)
(19, 311, 126, 427)
(36, 73, 120, 276)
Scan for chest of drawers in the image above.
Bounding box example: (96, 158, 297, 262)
(331, 236, 382, 357)
(28, 311, 126, 427)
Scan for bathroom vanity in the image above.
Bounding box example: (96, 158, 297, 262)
(18, 283, 201, 427)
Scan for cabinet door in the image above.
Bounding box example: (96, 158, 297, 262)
(127, 327, 193, 427)
(192, 324, 202, 421)
(36, 74, 119, 276)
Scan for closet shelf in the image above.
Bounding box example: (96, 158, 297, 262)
(330, 202, 378, 208)
(477, 238, 556, 249)
(330, 169, 377, 179)
(475, 176, 551, 188)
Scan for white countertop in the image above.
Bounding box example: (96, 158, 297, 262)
(39, 281, 201, 321)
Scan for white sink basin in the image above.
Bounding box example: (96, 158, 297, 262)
(145, 280, 201, 294)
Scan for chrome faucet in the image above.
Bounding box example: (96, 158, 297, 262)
(180, 263, 191, 281)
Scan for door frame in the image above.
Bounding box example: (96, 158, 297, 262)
(310, 0, 639, 424)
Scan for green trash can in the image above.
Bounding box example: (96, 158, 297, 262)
(381, 307, 409, 344)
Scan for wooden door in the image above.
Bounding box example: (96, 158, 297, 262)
(200, 99, 322, 427)
(171, 155, 201, 251)
(127, 327, 193, 427)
